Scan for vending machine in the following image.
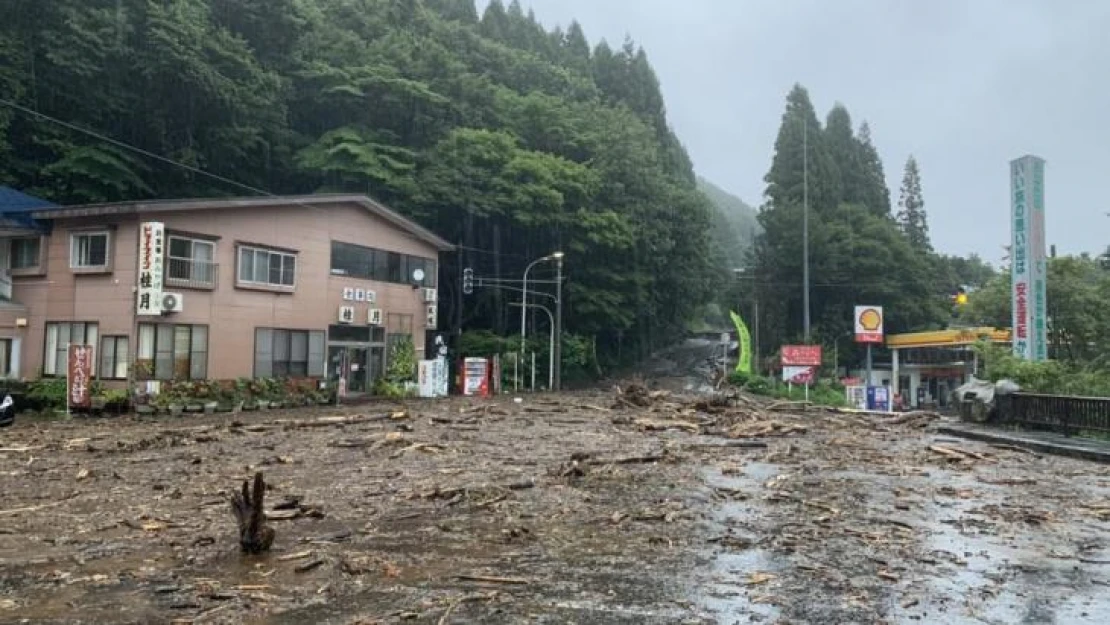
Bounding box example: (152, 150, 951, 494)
(460, 357, 490, 397)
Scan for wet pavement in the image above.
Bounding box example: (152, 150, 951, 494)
(938, 423, 1110, 464)
(1, 392, 1108, 624)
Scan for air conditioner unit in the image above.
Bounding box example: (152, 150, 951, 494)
(422, 288, 437, 303)
(161, 292, 184, 313)
(368, 308, 383, 325)
(338, 305, 355, 324)
(425, 304, 437, 329)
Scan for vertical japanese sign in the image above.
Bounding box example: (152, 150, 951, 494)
(1010, 156, 1047, 360)
(137, 221, 165, 316)
(67, 344, 94, 410)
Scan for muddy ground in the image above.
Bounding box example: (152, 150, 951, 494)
(1, 388, 1109, 624)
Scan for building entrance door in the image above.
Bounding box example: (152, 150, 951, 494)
(329, 345, 369, 395)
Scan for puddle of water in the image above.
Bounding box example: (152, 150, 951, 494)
(691, 464, 782, 623)
(912, 468, 1110, 625)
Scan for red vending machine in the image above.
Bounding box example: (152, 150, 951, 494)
(460, 357, 490, 397)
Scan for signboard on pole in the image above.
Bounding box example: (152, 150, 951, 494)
(137, 221, 165, 316)
(781, 345, 822, 367)
(854, 306, 884, 343)
(1010, 155, 1048, 361)
(66, 344, 94, 410)
(782, 366, 815, 384)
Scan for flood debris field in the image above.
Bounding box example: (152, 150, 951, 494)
(1, 387, 1108, 624)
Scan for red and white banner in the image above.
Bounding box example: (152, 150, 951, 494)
(781, 345, 822, 367)
(67, 344, 94, 410)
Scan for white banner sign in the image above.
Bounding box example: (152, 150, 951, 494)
(136, 222, 165, 316)
(1010, 155, 1048, 360)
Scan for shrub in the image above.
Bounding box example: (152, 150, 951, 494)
(28, 378, 67, 409)
(975, 342, 1110, 397)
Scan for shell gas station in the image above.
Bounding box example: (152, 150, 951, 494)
(883, 327, 1012, 410)
(847, 304, 1012, 410)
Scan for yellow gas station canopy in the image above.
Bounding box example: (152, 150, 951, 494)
(886, 327, 1011, 349)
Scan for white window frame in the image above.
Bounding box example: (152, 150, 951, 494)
(166, 235, 217, 286)
(69, 231, 111, 270)
(43, 321, 99, 377)
(99, 335, 130, 380)
(237, 245, 297, 289)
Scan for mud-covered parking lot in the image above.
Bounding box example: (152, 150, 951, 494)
(1, 388, 1108, 624)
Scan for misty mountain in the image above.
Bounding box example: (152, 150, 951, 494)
(698, 177, 760, 268)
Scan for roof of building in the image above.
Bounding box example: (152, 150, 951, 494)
(0, 186, 59, 213)
(0, 187, 56, 234)
(28, 194, 454, 252)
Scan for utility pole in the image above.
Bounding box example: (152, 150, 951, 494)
(553, 256, 564, 391)
(802, 119, 811, 343)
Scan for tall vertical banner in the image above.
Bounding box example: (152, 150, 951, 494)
(729, 310, 752, 374)
(67, 344, 94, 410)
(1010, 156, 1047, 361)
(137, 221, 165, 316)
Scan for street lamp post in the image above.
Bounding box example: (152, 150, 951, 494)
(520, 252, 564, 391)
(510, 302, 555, 390)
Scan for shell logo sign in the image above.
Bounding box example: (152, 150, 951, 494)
(854, 305, 884, 343)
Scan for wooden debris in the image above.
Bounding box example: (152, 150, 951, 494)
(455, 574, 530, 585)
(294, 558, 325, 573)
(633, 418, 699, 433)
(746, 572, 776, 585)
(767, 400, 812, 412)
(928, 444, 992, 461)
(230, 472, 274, 554)
(727, 421, 807, 439)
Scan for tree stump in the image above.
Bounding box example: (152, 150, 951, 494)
(230, 471, 275, 554)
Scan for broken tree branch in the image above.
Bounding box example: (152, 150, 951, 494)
(230, 472, 274, 554)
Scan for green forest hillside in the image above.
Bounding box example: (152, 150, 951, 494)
(697, 177, 759, 268)
(0, 0, 724, 368)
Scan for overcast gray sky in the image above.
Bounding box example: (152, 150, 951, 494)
(481, 0, 1110, 261)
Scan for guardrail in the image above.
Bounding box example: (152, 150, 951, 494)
(995, 392, 1110, 435)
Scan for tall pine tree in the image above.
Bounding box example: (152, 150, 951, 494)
(856, 122, 891, 215)
(897, 155, 930, 251)
(761, 84, 840, 214)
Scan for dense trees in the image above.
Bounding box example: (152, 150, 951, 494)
(750, 84, 956, 368)
(961, 255, 1110, 365)
(0, 0, 715, 369)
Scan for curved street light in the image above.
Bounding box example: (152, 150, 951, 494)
(520, 252, 564, 391)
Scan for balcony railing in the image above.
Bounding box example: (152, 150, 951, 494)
(165, 256, 218, 290)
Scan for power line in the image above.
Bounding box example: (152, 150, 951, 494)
(1, 98, 565, 263)
(0, 97, 272, 198)
(0, 97, 444, 251)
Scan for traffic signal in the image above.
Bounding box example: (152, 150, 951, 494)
(462, 267, 474, 295)
(950, 286, 968, 318)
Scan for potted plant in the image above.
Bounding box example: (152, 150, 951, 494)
(134, 392, 156, 415)
(266, 378, 285, 409)
(201, 381, 220, 414)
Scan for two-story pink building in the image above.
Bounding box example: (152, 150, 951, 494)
(0, 192, 452, 391)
